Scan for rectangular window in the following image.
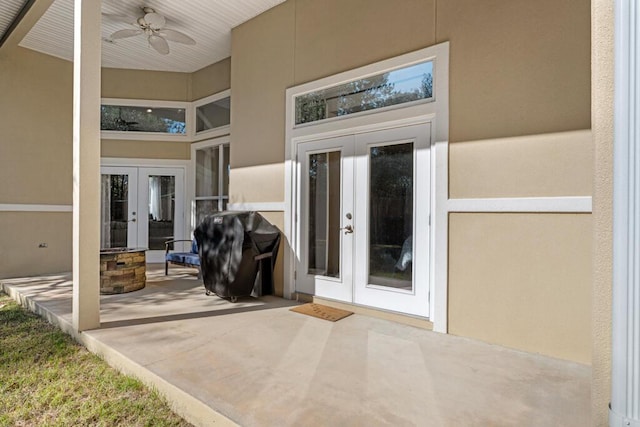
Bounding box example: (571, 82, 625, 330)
(295, 60, 433, 125)
(307, 151, 341, 278)
(101, 105, 186, 134)
(196, 96, 230, 133)
(195, 144, 230, 224)
(368, 142, 414, 290)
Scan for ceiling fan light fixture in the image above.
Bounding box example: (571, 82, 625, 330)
(105, 6, 196, 55)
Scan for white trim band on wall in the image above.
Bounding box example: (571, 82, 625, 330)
(226, 202, 285, 212)
(0, 204, 73, 212)
(447, 196, 592, 213)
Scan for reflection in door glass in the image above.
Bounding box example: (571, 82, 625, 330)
(369, 143, 414, 290)
(308, 151, 341, 277)
(100, 174, 129, 248)
(148, 176, 175, 250)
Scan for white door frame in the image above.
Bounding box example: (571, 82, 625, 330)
(296, 135, 355, 303)
(100, 166, 139, 248)
(284, 43, 450, 331)
(353, 123, 432, 317)
(137, 167, 185, 263)
(101, 158, 190, 257)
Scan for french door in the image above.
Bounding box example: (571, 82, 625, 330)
(296, 123, 431, 317)
(101, 166, 185, 263)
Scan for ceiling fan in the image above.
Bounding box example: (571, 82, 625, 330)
(106, 7, 196, 55)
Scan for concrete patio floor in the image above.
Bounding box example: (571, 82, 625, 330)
(1, 265, 590, 427)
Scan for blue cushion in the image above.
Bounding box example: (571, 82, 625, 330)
(166, 252, 200, 266)
(191, 239, 198, 254)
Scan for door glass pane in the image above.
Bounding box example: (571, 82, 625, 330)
(223, 145, 230, 195)
(195, 199, 220, 225)
(368, 143, 413, 290)
(148, 176, 175, 250)
(196, 147, 219, 197)
(101, 174, 128, 249)
(308, 151, 341, 277)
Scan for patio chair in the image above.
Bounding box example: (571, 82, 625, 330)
(165, 238, 201, 278)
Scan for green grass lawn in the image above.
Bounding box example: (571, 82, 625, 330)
(0, 292, 192, 427)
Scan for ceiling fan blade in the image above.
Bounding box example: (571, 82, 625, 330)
(110, 29, 143, 40)
(148, 35, 170, 55)
(144, 12, 166, 30)
(158, 29, 196, 45)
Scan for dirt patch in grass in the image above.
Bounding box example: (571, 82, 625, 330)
(0, 292, 192, 427)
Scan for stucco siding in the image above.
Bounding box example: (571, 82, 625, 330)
(0, 212, 72, 279)
(229, 0, 593, 364)
(448, 213, 592, 364)
(450, 130, 593, 199)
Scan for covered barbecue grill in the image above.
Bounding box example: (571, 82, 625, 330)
(194, 211, 281, 301)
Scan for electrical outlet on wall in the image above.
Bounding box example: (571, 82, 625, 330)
(38, 243, 48, 248)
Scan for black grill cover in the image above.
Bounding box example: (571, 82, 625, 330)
(194, 211, 281, 299)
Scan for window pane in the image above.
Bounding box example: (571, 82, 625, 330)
(196, 147, 219, 197)
(148, 176, 175, 250)
(368, 143, 413, 290)
(101, 105, 186, 134)
(196, 199, 220, 225)
(101, 174, 128, 249)
(196, 96, 230, 132)
(223, 145, 230, 195)
(308, 151, 340, 277)
(295, 61, 433, 125)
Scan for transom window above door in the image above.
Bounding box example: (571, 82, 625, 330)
(294, 60, 434, 126)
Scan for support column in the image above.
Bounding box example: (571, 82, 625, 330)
(611, 0, 640, 425)
(72, 0, 101, 331)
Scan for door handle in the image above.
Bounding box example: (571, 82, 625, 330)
(341, 224, 353, 234)
(128, 218, 137, 223)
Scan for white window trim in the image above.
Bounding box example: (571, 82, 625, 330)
(100, 98, 191, 141)
(99, 157, 191, 248)
(100, 91, 231, 142)
(189, 136, 230, 232)
(284, 42, 450, 333)
(191, 89, 232, 142)
(293, 61, 435, 129)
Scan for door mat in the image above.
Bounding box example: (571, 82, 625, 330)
(290, 303, 354, 322)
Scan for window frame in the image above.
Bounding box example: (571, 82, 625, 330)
(100, 98, 192, 141)
(294, 60, 434, 126)
(191, 89, 231, 141)
(190, 136, 230, 228)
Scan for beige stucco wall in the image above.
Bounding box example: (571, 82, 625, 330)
(592, 0, 614, 424)
(101, 68, 190, 101)
(101, 68, 189, 160)
(0, 47, 73, 278)
(293, 0, 436, 85)
(229, 1, 295, 204)
(231, 0, 591, 200)
(450, 130, 593, 198)
(101, 139, 190, 160)
(100, 58, 232, 159)
(0, 45, 231, 278)
(230, 0, 593, 364)
(448, 213, 592, 363)
(0, 213, 72, 279)
(0, 47, 73, 205)
(190, 57, 231, 101)
(437, 0, 591, 143)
